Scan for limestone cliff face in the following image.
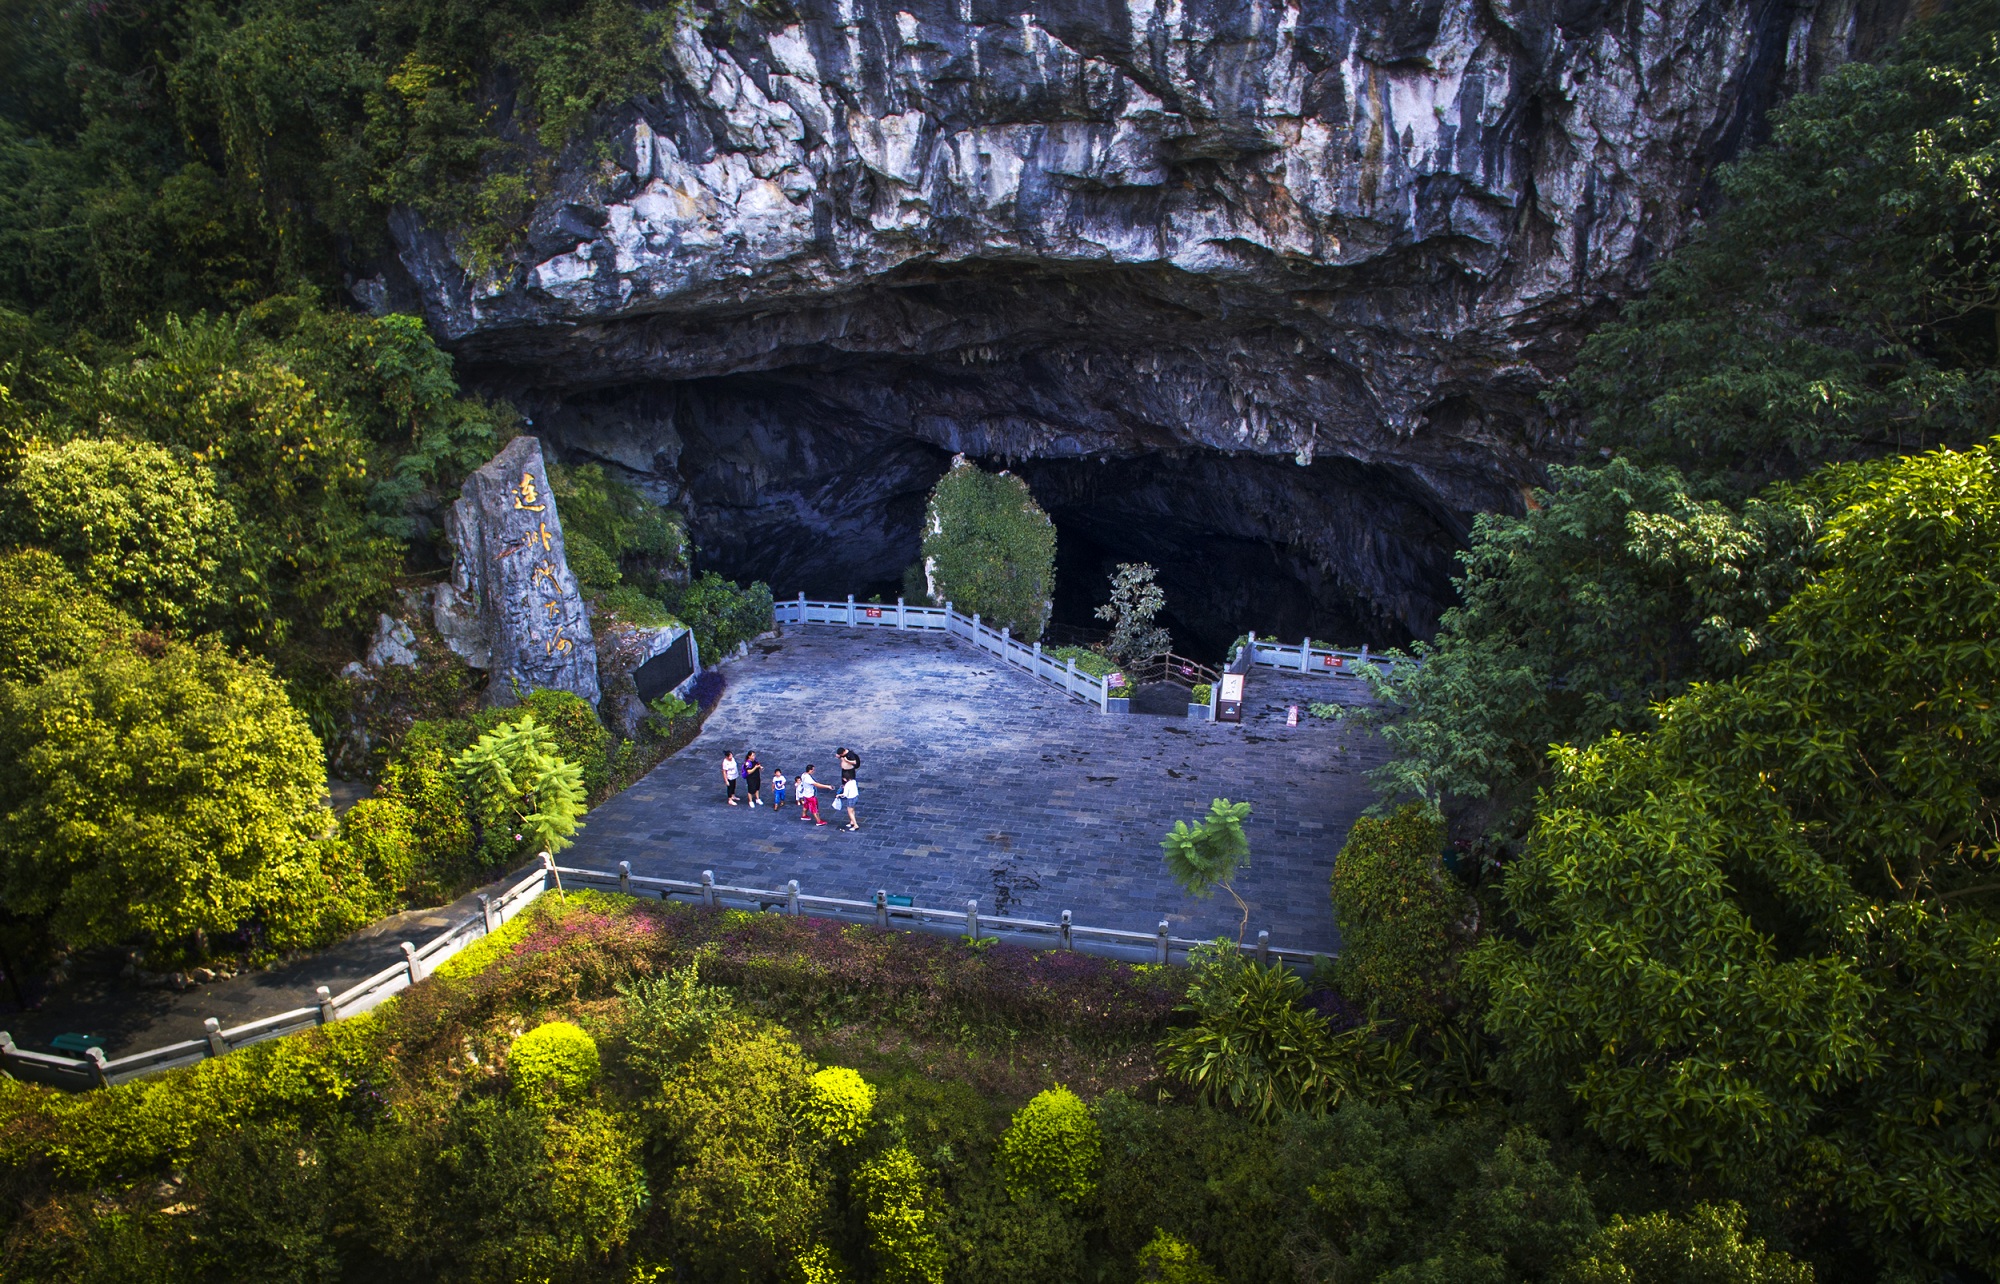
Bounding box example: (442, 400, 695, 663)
(373, 0, 1911, 654)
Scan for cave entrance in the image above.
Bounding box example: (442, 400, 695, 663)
(1017, 452, 1451, 665)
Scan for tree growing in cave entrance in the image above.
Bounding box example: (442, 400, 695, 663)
(1097, 562, 1173, 663)
(916, 456, 1056, 639)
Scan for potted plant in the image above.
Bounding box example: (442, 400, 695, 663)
(1189, 682, 1213, 721)
(1105, 671, 1130, 714)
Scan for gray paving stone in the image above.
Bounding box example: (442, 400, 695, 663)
(565, 626, 1389, 953)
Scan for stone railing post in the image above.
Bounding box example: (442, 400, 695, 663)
(618, 860, 632, 895)
(797, 590, 807, 623)
(897, 596, 906, 628)
(787, 879, 801, 916)
(1246, 630, 1257, 666)
(317, 985, 338, 1025)
(1300, 636, 1311, 672)
(1257, 930, 1270, 964)
(478, 892, 494, 934)
(204, 1017, 228, 1059)
(1060, 909, 1072, 951)
(846, 593, 856, 625)
(875, 889, 889, 929)
(1033, 640, 1042, 673)
(966, 899, 980, 941)
(540, 850, 557, 890)
(402, 942, 423, 985)
(85, 1046, 110, 1088)
(702, 869, 716, 908)
(1155, 919, 1170, 964)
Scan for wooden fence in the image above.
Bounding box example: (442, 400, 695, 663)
(1, 856, 1326, 1091)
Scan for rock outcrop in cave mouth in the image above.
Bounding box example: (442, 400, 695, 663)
(482, 261, 1491, 661)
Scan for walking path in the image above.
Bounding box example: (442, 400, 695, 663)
(4, 625, 1384, 1060)
(574, 626, 1382, 953)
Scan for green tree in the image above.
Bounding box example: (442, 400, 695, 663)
(0, 547, 135, 684)
(1136, 1230, 1221, 1284)
(6, 435, 244, 632)
(1331, 805, 1468, 1023)
(1567, 3, 2000, 483)
(1161, 798, 1253, 940)
(918, 456, 1056, 638)
(1557, 1202, 1814, 1284)
(1475, 442, 2000, 1275)
(0, 636, 337, 949)
(450, 715, 586, 857)
(1096, 561, 1172, 662)
(1365, 461, 1816, 829)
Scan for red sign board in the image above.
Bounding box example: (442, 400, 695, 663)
(1107, 672, 1125, 689)
(864, 607, 882, 618)
(1324, 655, 1341, 668)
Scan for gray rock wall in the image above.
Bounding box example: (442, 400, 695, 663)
(373, 0, 1913, 648)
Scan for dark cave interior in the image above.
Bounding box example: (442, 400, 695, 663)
(526, 372, 1468, 663)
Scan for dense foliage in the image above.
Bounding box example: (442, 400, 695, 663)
(0, 895, 1811, 1283)
(1476, 440, 2000, 1274)
(917, 457, 1058, 639)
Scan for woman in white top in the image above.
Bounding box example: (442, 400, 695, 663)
(840, 776, 860, 830)
(721, 752, 739, 805)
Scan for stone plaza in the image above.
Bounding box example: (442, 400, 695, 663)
(567, 625, 1387, 953)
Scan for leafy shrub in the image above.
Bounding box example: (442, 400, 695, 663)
(512, 688, 611, 799)
(1330, 804, 1467, 1022)
(508, 1021, 600, 1106)
(37, 314, 403, 641)
(1189, 683, 1211, 706)
(667, 571, 774, 662)
(596, 585, 677, 629)
(651, 1017, 829, 1277)
(333, 796, 419, 913)
(451, 714, 587, 857)
(1558, 1202, 1813, 1284)
(1045, 646, 1117, 679)
(549, 460, 683, 590)
(0, 636, 343, 951)
(7, 435, 243, 632)
(917, 456, 1056, 638)
(374, 717, 479, 895)
(1136, 1229, 1221, 1283)
(855, 1144, 948, 1284)
(1159, 946, 1408, 1121)
(0, 548, 135, 684)
(998, 1088, 1100, 1204)
(800, 1066, 875, 1148)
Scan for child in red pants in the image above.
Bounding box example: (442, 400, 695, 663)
(796, 765, 828, 826)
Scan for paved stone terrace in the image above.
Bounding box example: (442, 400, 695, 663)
(569, 626, 1388, 953)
